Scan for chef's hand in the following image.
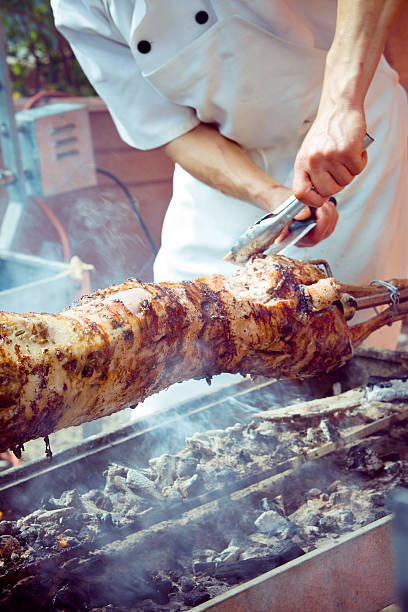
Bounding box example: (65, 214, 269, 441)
(296, 199, 339, 247)
(292, 106, 367, 207)
(275, 198, 339, 247)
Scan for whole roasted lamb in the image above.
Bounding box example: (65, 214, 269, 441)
(0, 255, 406, 452)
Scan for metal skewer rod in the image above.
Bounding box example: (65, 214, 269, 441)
(338, 287, 408, 320)
(355, 287, 408, 310)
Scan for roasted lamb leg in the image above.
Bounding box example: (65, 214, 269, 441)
(0, 255, 405, 453)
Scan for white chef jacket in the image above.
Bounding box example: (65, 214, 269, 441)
(52, 0, 408, 347)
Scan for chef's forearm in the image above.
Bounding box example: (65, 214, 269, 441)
(164, 123, 290, 213)
(384, 0, 408, 94)
(323, 0, 404, 108)
(292, 0, 404, 204)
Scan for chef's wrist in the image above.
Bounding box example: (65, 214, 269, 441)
(320, 80, 365, 111)
(251, 182, 292, 213)
(320, 53, 367, 110)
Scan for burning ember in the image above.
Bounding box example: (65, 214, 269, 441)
(0, 376, 408, 610)
(58, 534, 68, 548)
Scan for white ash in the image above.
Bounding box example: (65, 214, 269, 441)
(215, 542, 241, 563)
(254, 510, 291, 535)
(126, 467, 158, 494)
(365, 378, 408, 403)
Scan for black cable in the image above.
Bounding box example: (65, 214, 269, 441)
(96, 167, 158, 256)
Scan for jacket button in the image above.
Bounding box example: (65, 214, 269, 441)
(195, 11, 209, 24)
(137, 40, 151, 54)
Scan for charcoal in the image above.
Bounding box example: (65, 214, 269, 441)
(168, 568, 183, 582)
(18, 525, 40, 545)
(149, 454, 178, 488)
(180, 576, 196, 592)
(305, 427, 320, 445)
(176, 457, 198, 479)
(329, 490, 351, 505)
(318, 514, 339, 533)
(319, 418, 341, 442)
(370, 492, 386, 507)
(176, 474, 201, 498)
(252, 430, 279, 449)
(193, 560, 215, 574)
(196, 541, 304, 584)
(93, 492, 113, 512)
(374, 510, 389, 521)
(216, 544, 241, 563)
(126, 468, 157, 495)
(4, 385, 408, 610)
(53, 584, 84, 611)
(0, 535, 21, 559)
(103, 464, 128, 494)
(82, 488, 102, 502)
(40, 495, 59, 511)
(338, 510, 355, 526)
(186, 431, 223, 458)
(213, 555, 277, 583)
(382, 461, 402, 478)
(290, 504, 321, 528)
(345, 447, 384, 476)
(238, 449, 252, 463)
(0, 521, 18, 537)
(150, 572, 177, 597)
(183, 586, 210, 607)
(304, 488, 322, 501)
(382, 452, 401, 462)
(138, 600, 156, 612)
(98, 512, 115, 530)
(254, 510, 290, 535)
(273, 443, 292, 460)
(89, 578, 156, 608)
(209, 466, 236, 487)
(303, 525, 319, 539)
(193, 548, 217, 564)
(59, 489, 84, 509)
(59, 509, 86, 531)
(19, 507, 73, 527)
(327, 480, 343, 492)
(261, 496, 285, 516)
(8, 576, 45, 609)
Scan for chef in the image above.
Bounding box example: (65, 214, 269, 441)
(51, 0, 408, 349)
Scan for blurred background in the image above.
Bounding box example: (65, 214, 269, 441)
(1, 0, 173, 292)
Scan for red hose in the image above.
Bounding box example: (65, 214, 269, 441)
(34, 198, 93, 297)
(23, 90, 73, 110)
(34, 197, 71, 262)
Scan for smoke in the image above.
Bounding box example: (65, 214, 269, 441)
(0, 250, 72, 314)
(3, 355, 402, 609)
(67, 194, 155, 288)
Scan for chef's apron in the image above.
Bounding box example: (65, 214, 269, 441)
(130, 6, 408, 349)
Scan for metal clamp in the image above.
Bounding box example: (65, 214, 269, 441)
(370, 280, 401, 322)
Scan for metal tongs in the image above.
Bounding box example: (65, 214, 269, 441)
(224, 134, 374, 265)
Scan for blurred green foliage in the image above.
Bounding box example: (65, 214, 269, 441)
(1, 0, 94, 97)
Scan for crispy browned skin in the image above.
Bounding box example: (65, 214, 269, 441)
(0, 255, 353, 452)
